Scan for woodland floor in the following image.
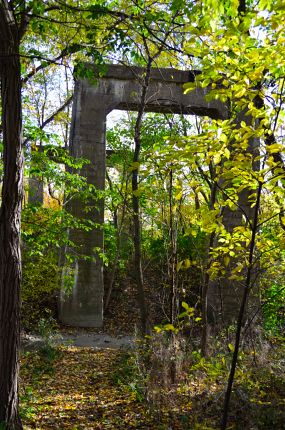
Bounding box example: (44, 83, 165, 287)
(20, 276, 285, 429)
(21, 346, 159, 429)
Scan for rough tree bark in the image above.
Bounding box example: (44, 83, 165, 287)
(0, 2, 23, 428)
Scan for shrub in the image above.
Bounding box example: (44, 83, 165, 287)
(21, 252, 59, 332)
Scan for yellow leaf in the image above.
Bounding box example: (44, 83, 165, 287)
(184, 258, 191, 269)
(213, 153, 221, 164)
(267, 143, 283, 153)
(175, 191, 183, 200)
(228, 343, 234, 352)
(164, 323, 176, 332)
(177, 261, 183, 272)
(235, 87, 246, 98)
(183, 82, 196, 93)
(224, 148, 230, 159)
(224, 256, 230, 266)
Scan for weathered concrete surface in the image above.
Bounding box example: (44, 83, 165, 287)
(60, 85, 107, 327)
(28, 177, 44, 205)
(59, 64, 227, 328)
(79, 64, 226, 118)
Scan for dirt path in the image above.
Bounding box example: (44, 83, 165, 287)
(21, 331, 134, 350)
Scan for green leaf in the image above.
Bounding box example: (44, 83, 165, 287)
(181, 301, 189, 310)
(164, 323, 176, 331)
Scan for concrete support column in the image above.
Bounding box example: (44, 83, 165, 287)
(207, 110, 260, 324)
(28, 146, 44, 206)
(28, 177, 44, 206)
(60, 80, 109, 327)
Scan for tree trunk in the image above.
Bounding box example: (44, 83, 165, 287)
(131, 58, 153, 335)
(0, 3, 23, 428)
(168, 167, 178, 325)
(221, 182, 262, 430)
(132, 115, 148, 335)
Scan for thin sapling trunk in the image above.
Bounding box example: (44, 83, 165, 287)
(131, 57, 153, 335)
(221, 181, 262, 430)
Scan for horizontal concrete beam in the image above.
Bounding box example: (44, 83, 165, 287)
(78, 64, 226, 119)
(80, 63, 201, 83)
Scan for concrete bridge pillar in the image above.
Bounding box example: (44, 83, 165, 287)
(60, 80, 111, 327)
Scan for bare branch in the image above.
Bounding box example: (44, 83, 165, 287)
(23, 95, 73, 146)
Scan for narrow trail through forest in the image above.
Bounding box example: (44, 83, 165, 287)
(21, 331, 134, 350)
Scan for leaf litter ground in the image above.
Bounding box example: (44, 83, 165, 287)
(21, 346, 155, 429)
